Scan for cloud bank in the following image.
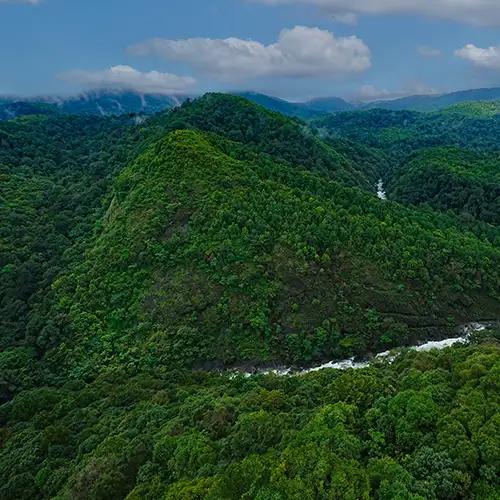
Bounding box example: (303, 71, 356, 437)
(455, 44, 500, 70)
(129, 26, 371, 81)
(253, 1, 500, 26)
(59, 65, 196, 94)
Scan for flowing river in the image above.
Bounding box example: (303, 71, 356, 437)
(228, 321, 497, 378)
(377, 179, 387, 200)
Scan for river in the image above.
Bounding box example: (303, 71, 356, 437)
(228, 321, 496, 378)
(377, 179, 387, 200)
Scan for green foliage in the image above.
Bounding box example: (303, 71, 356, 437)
(0, 345, 498, 499)
(441, 100, 500, 118)
(0, 93, 499, 499)
(149, 93, 377, 189)
(48, 129, 500, 377)
(314, 107, 500, 157)
(388, 147, 500, 224)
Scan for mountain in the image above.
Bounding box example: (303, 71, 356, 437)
(235, 92, 326, 119)
(236, 92, 354, 118)
(388, 146, 500, 224)
(365, 87, 500, 112)
(53, 91, 187, 116)
(4, 93, 498, 374)
(313, 106, 500, 156)
(4, 87, 500, 123)
(0, 101, 58, 120)
(302, 96, 356, 113)
(441, 100, 500, 118)
(0, 90, 188, 120)
(1, 93, 499, 499)
(239, 88, 500, 117)
(151, 93, 377, 190)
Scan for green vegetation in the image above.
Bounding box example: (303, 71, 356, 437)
(314, 108, 500, 156)
(149, 94, 378, 189)
(0, 93, 499, 499)
(441, 101, 500, 118)
(315, 105, 500, 224)
(388, 147, 500, 224)
(49, 129, 499, 378)
(0, 113, 141, 356)
(1, 342, 499, 499)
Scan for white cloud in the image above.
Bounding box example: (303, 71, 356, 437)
(417, 45, 441, 58)
(357, 82, 439, 102)
(253, 1, 500, 26)
(0, 0, 40, 3)
(59, 65, 196, 94)
(129, 26, 371, 81)
(455, 44, 500, 70)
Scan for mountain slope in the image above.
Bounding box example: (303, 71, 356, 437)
(304, 96, 355, 113)
(150, 93, 380, 190)
(388, 147, 500, 224)
(48, 129, 500, 379)
(235, 92, 323, 119)
(0, 101, 58, 120)
(55, 91, 185, 116)
(314, 107, 500, 161)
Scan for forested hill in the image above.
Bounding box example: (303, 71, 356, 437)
(314, 104, 500, 224)
(0, 93, 499, 499)
(388, 147, 500, 224)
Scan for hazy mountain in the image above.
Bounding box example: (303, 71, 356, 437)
(3, 87, 500, 123)
(235, 92, 324, 119)
(364, 87, 500, 112)
(239, 89, 500, 116)
(302, 96, 355, 113)
(0, 90, 189, 120)
(237, 92, 355, 118)
(0, 101, 58, 120)
(242, 87, 500, 117)
(53, 91, 187, 116)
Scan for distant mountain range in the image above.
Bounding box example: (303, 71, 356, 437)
(235, 92, 354, 118)
(2, 86, 500, 121)
(0, 91, 188, 120)
(240, 88, 500, 116)
(363, 87, 500, 112)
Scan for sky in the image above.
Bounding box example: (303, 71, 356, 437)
(1, 0, 500, 101)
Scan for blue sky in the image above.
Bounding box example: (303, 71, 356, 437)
(1, 0, 500, 100)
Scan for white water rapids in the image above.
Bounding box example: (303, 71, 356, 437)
(228, 322, 495, 378)
(377, 179, 387, 200)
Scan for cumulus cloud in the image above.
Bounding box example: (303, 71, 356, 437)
(129, 26, 371, 81)
(455, 44, 500, 70)
(59, 65, 196, 94)
(417, 45, 441, 58)
(253, 1, 500, 26)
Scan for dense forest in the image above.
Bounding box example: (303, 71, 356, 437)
(1, 94, 499, 499)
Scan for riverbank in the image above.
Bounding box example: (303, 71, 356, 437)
(227, 321, 498, 377)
